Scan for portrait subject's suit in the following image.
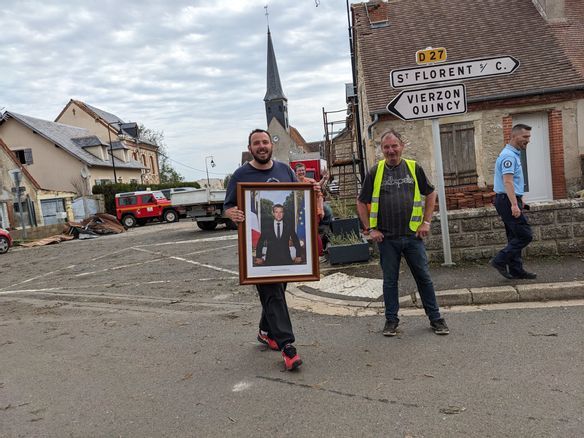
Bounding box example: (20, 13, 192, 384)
(256, 220, 302, 266)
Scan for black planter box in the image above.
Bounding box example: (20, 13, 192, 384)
(330, 217, 360, 236)
(328, 241, 370, 265)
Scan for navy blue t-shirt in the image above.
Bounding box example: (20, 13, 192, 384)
(223, 161, 297, 209)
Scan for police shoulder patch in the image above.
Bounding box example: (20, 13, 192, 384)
(503, 159, 513, 169)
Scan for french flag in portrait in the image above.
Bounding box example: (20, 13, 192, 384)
(249, 191, 261, 249)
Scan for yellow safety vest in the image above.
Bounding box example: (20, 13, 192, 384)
(369, 158, 423, 232)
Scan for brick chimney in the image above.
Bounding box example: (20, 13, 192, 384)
(366, 0, 389, 28)
(532, 0, 566, 23)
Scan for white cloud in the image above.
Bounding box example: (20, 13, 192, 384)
(0, 0, 357, 181)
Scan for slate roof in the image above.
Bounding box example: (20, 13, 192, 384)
(66, 99, 158, 147)
(83, 102, 123, 125)
(352, 0, 584, 115)
(264, 29, 287, 102)
(4, 112, 144, 169)
(71, 136, 104, 148)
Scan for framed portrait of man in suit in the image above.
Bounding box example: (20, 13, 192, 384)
(236, 182, 320, 285)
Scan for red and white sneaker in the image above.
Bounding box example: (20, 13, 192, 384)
(257, 332, 279, 351)
(282, 344, 302, 371)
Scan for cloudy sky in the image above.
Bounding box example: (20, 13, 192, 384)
(1, 0, 357, 181)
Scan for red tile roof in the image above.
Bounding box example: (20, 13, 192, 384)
(352, 0, 584, 115)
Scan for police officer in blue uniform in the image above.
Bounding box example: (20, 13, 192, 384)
(491, 123, 537, 279)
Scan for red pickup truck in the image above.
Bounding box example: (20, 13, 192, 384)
(115, 191, 179, 228)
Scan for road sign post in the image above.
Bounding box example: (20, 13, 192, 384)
(431, 118, 454, 265)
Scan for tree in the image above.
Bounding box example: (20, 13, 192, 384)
(223, 174, 232, 189)
(138, 124, 184, 184)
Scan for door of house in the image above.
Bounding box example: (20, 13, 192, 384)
(41, 199, 66, 225)
(512, 112, 553, 202)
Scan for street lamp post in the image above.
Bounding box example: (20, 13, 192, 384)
(205, 156, 215, 188)
(107, 122, 118, 183)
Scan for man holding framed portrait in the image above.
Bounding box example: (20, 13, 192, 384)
(224, 129, 319, 371)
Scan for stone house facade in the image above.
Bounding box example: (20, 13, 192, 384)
(351, 0, 584, 208)
(0, 138, 75, 230)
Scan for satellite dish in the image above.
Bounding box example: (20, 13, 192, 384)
(80, 166, 91, 178)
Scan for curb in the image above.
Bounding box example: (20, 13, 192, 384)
(289, 280, 584, 310)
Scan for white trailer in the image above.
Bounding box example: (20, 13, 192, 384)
(170, 188, 236, 231)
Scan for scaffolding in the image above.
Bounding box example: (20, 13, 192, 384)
(322, 107, 361, 200)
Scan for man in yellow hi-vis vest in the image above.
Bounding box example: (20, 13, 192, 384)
(357, 129, 449, 337)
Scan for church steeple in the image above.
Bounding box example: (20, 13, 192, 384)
(264, 27, 289, 131)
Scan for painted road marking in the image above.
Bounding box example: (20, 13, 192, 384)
(136, 234, 238, 248)
(184, 244, 237, 256)
(75, 258, 165, 277)
(1, 265, 77, 291)
(298, 273, 383, 299)
(135, 246, 239, 276)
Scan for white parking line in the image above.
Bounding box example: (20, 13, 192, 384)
(134, 246, 239, 276)
(75, 258, 165, 277)
(169, 256, 238, 275)
(90, 247, 132, 262)
(184, 244, 237, 256)
(0, 287, 61, 295)
(1, 265, 77, 291)
(135, 234, 238, 248)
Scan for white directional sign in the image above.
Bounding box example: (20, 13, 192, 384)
(390, 56, 520, 89)
(386, 84, 467, 121)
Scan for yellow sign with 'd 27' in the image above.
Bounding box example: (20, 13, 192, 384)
(416, 47, 447, 65)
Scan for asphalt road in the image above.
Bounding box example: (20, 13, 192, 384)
(1, 221, 583, 437)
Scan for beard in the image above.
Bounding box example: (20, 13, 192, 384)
(252, 148, 272, 164)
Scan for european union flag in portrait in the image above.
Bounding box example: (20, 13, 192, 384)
(296, 202, 305, 243)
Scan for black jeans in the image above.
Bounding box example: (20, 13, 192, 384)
(257, 282, 294, 349)
(493, 194, 533, 275)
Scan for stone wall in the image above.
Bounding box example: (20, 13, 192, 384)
(426, 199, 584, 262)
(10, 223, 66, 242)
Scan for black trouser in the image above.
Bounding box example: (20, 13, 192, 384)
(257, 282, 295, 350)
(493, 194, 533, 275)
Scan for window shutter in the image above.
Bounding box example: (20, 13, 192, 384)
(24, 148, 33, 165)
(439, 122, 477, 186)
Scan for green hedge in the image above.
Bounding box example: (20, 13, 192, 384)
(93, 181, 201, 214)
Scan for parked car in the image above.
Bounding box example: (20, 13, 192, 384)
(115, 191, 179, 228)
(0, 228, 13, 254)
